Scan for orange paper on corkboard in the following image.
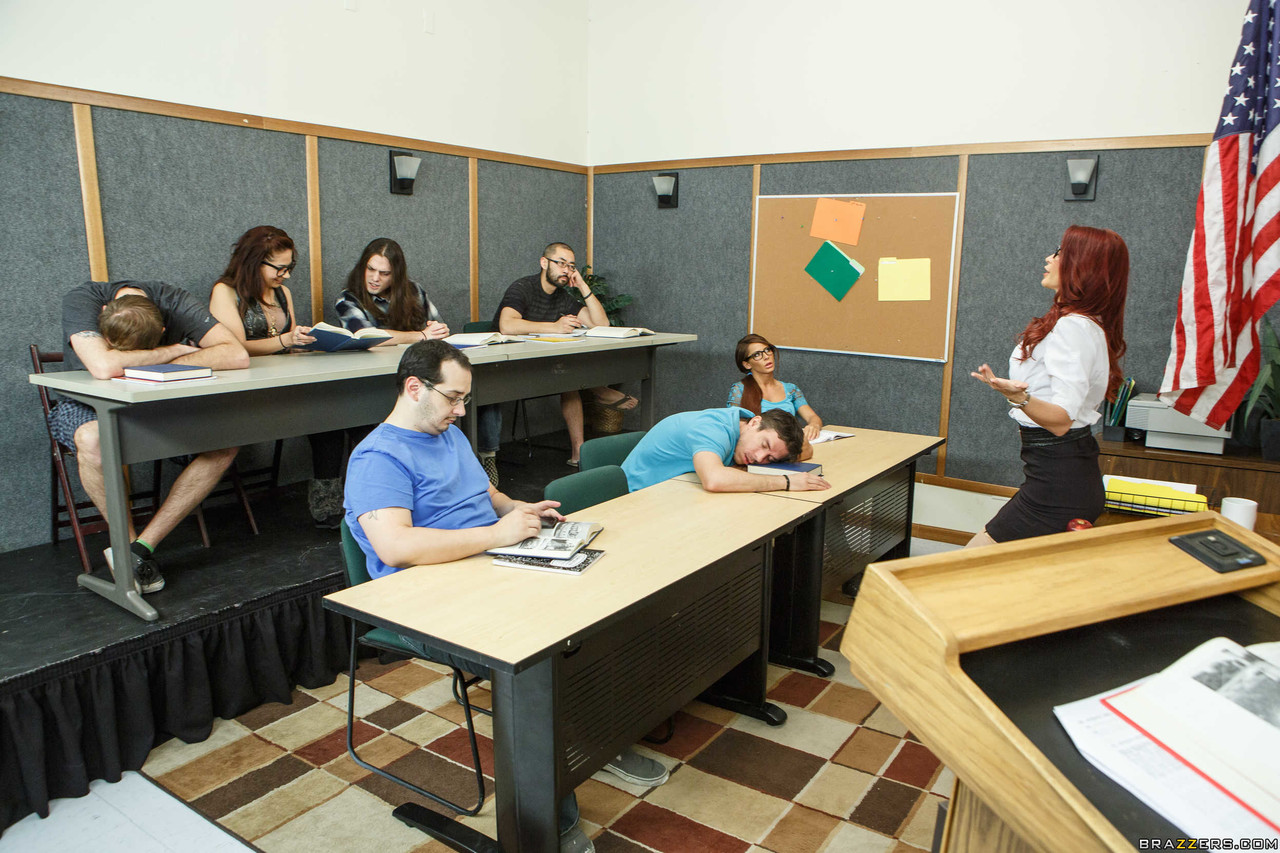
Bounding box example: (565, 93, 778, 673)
(809, 197, 866, 246)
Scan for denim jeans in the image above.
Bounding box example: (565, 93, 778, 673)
(476, 404, 502, 453)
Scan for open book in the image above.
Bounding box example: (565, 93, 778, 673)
(298, 322, 392, 352)
(492, 548, 604, 575)
(444, 332, 522, 347)
(584, 326, 654, 338)
(487, 520, 603, 560)
(1055, 637, 1280, 839)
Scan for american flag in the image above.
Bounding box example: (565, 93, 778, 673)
(1159, 0, 1280, 429)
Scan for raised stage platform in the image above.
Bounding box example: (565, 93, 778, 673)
(0, 484, 350, 832)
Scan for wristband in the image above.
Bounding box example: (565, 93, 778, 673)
(278, 334, 288, 354)
(1008, 393, 1030, 409)
(783, 474, 791, 491)
(421, 330, 428, 341)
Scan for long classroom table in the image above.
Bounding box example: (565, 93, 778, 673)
(673, 427, 944, 675)
(27, 333, 695, 621)
(324, 480, 817, 853)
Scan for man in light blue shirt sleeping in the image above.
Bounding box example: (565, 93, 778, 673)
(621, 407, 830, 494)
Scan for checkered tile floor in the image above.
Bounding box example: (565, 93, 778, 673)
(142, 601, 950, 852)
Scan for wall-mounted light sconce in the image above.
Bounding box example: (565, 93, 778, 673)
(390, 150, 422, 195)
(1065, 156, 1097, 202)
(653, 173, 678, 209)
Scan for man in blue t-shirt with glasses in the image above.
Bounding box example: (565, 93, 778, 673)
(345, 341, 669, 852)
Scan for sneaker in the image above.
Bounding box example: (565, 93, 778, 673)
(104, 545, 165, 594)
(603, 747, 669, 787)
(559, 826, 594, 853)
(480, 453, 499, 487)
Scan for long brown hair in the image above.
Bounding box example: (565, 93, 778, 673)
(218, 226, 295, 320)
(344, 238, 425, 331)
(1018, 225, 1129, 399)
(734, 333, 780, 415)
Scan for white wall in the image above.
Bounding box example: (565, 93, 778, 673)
(0, 0, 590, 164)
(586, 0, 1244, 164)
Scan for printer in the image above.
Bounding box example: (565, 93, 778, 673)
(1124, 393, 1231, 454)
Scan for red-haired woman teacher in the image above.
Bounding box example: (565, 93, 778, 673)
(968, 225, 1129, 546)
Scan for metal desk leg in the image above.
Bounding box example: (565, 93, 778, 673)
(768, 517, 835, 677)
(880, 460, 918, 563)
(464, 402, 480, 453)
(640, 348, 655, 428)
(491, 656, 560, 853)
(74, 404, 158, 621)
(701, 541, 788, 726)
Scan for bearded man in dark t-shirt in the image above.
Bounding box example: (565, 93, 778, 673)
(52, 281, 249, 592)
(490, 243, 639, 466)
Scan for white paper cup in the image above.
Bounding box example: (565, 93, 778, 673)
(1219, 497, 1258, 531)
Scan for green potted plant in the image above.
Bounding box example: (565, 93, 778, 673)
(572, 266, 633, 325)
(1243, 319, 1280, 460)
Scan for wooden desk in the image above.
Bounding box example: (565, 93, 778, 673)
(1098, 438, 1280, 513)
(324, 480, 815, 853)
(28, 333, 695, 621)
(840, 512, 1280, 852)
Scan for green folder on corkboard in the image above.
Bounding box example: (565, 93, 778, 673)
(804, 241, 864, 301)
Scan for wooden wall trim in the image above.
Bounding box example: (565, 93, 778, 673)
(747, 164, 761, 323)
(72, 104, 108, 281)
(305, 136, 323, 324)
(0, 76, 587, 175)
(586, 166, 595, 269)
(935, 153, 969, 476)
(912, 523, 972, 546)
(469, 158, 480, 322)
(916, 472, 1018, 498)
(591, 133, 1213, 174)
(6, 76, 1206, 179)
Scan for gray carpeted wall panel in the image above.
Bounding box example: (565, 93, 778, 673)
(477, 162, 588, 439)
(947, 147, 1204, 486)
(316, 140, 469, 329)
(1, 94, 92, 552)
(592, 167, 754, 426)
(93, 108, 312, 485)
(93, 108, 309, 316)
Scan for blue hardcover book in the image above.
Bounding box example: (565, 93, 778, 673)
(745, 460, 823, 476)
(122, 363, 213, 381)
(297, 322, 392, 352)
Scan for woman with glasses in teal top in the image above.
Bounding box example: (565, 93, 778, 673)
(728, 333, 822, 460)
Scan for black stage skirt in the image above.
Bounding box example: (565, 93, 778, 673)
(986, 425, 1104, 543)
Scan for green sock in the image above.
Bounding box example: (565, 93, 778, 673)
(132, 539, 154, 555)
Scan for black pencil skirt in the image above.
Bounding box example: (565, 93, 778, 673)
(985, 426, 1105, 543)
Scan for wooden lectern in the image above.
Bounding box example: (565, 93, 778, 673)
(841, 511, 1280, 852)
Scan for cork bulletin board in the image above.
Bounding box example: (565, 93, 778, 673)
(751, 193, 959, 361)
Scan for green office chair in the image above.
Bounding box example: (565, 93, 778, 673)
(543, 464, 630, 515)
(578, 430, 647, 472)
(338, 520, 498, 850)
(462, 320, 494, 333)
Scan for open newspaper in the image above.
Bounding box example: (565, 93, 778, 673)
(486, 520, 602, 561)
(1054, 638, 1280, 839)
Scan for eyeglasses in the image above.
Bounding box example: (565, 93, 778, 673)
(262, 260, 297, 275)
(425, 383, 472, 408)
(547, 257, 577, 272)
(1052, 247, 1061, 258)
(746, 346, 776, 363)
